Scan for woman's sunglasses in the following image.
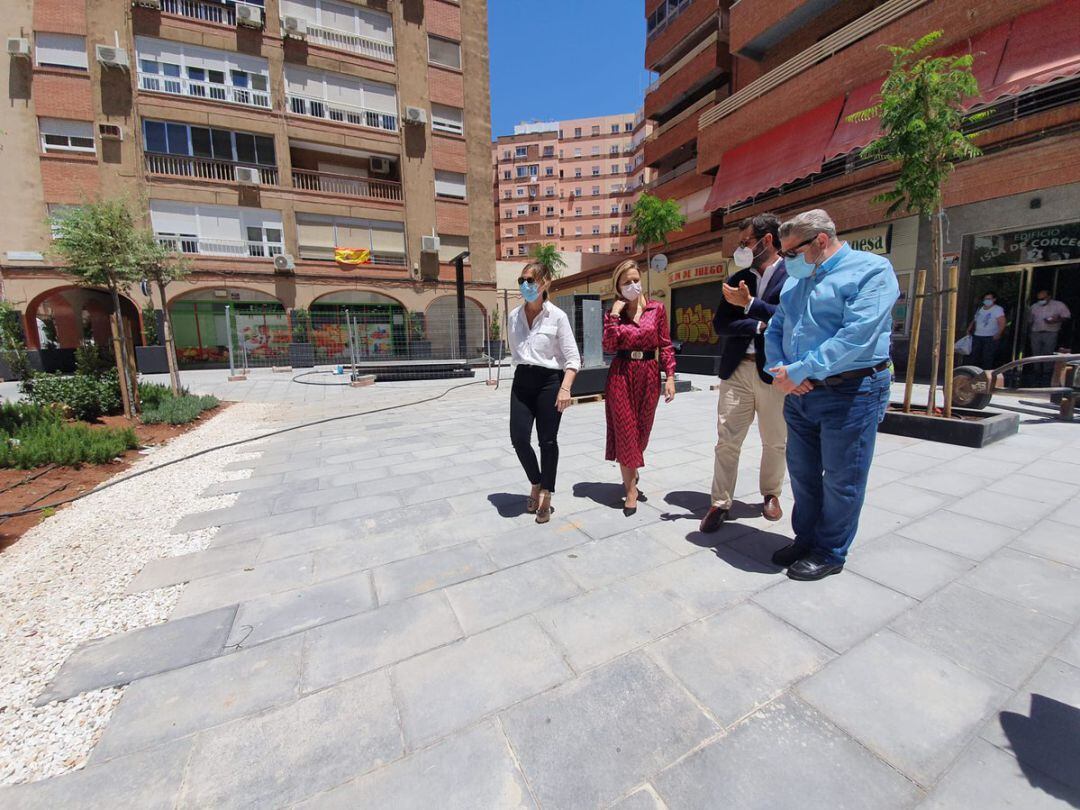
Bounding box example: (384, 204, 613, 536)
(779, 237, 816, 259)
(517, 277, 537, 286)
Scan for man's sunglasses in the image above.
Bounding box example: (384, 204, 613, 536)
(779, 237, 816, 259)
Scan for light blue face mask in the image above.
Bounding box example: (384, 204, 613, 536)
(520, 281, 540, 302)
(785, 253, 815, 279)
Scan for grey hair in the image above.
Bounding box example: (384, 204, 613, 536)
(780, 209, 837, 242)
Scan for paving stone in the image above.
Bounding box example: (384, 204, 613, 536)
(851, 503, 911, 543)
(874, 449, 946, 473)
(1009, 520, 1080, 569)
(313, 531, 430, 580)
(962, 549, 1080, 623)
(846, 534, 975, 599)
(354, 497, 455, 534)
(477, 522, 592, 567)
(1057, 625, 1080, 669)
(202, 473, 283, 496)
(1017, 459, 1080, 486)
(92, 635, 302, 761)
(891, 583, 1070, 688)
(179, 670, 403, 808)
(1048, 496, 1080, 528)
(987, 473, 1080, 505)
(865, 481, 950, 517)
(901, 470, 994, 498)
(231, 477, 320, 506)
(648, 602, 833, 727)
(257, 519, 367, 562)
(752, 572, 915, 652)
(301, 591, 462, 694)
(314, 493, 403, 524)
(172, 554, 317, 618)
(633, 517, 717, 557)
(865, 463, 910, 489)
(0, 737, 192, 810)
(226, 571, 376, 648)
(443, 557, 582, 635)
(280, 462, 354, 483)
(127, 541, 261, 593)
(501, 652, 717, 809)
(610, 786, 667, 809)
(552, 529, 681, 590)
(638, 548, 779, 616)
(172, 499, 271, 533)
(294, 722, 536, 809)
(392, 616, 571, 748)
(948, 490, 1058, 531)
(210, 508, 318, 547)
(568, 502, 664, 541)
(373, 543, 495, 603)
(797, 630, 1006, 786)
(266, 483, 359, 515)
(920, 738, 1080, 809)
(895, 510, 1019, 560)
(653, 697, 920, 810)
(37, 606, 237, 704)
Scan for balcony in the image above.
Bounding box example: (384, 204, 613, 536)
(161, 0, 263, 27)
(287, 94, 397, 132)
(145, 154, 279, 185)
(285, 19, 394, 63)
(645, 36, 730, 123)
(292, 169, 402, 201)
(138, 71, 271, 110)
(156, 235, 283, 258)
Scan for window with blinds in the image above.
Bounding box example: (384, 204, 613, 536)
(427, 36, 461, 69)
(431, 103, 464, 136)
(296, 213, 406, 265)
(434, 170, 467, 200)
(35, 33, 88, 70)
(39, 118, 95, 154)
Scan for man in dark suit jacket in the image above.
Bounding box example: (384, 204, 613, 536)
(700, 213, 789, 532)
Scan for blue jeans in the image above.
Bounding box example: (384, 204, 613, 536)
(783, 369, 891, 565)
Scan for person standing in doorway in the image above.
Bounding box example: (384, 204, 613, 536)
(765, 209, 898, 581)
(508, 261, 581, 524)
(1027, 289, 1071, 387)
(966, 291, 1006, 371)
(603, 259, 677, 516)
(700, 214, 788, 533)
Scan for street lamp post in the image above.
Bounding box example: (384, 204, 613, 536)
(452, 250, 470, 360)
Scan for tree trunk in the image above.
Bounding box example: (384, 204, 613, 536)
(109, 287, 136, 418)
(645, 245, 652, 297)
(157, 280, 181, 395)
(926, 210, 944, 416)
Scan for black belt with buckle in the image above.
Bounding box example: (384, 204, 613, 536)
(617, 350, 656, 361)
(810, 360, 890, 387)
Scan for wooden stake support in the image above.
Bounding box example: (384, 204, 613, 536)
(903, 269, 927, 413)
(942, 264, 960, 419)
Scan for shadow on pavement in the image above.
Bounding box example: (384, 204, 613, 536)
(999, 693, 1080, 803)
(487, 492, 528, 518)
(572, 481, 630, 509)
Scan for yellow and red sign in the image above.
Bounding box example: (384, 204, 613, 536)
(334, 247, 371, 266)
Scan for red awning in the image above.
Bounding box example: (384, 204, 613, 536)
(823, 80, 883, 162)
(945, 21, 1010, 108)
(983, 0, 1080, 103)
(704, 96, 844, 212)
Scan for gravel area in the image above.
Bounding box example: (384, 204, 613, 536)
(0, 402, 280, 785)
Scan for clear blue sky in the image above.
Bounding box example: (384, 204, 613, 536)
(487, 0, 654, 139)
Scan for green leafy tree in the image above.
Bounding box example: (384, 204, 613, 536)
(50, 200, 145, 417)
(135, 231, 191, 395)
(849, 30, 988, 412)
(528, 243, 567, 279)
(0, 300, 31, 381)
(629, 193, 686, 295)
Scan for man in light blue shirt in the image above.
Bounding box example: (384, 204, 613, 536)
(764, 209, 899, 581)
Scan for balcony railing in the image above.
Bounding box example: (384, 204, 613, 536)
(156, 235, 284, 258)
(161, 0, 264, 26)
(287, 94, 398, 132)
(299, 247, 408, 266)
(292, 169, 402, 201)
(287, 19, 394, 63)
(145, 154, 279, 185)
(138, 71, 271, 109)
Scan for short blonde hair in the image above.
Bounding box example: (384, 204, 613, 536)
(611, 259, 640, 296)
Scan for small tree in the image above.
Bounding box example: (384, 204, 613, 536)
(0, 300, 31, 381)
(528, 243, 567, 279)
(849, 30, 987, 413)
(135, 232, 190, 395)
(51, 200, 143, 417)
(629, 193, 686, 295)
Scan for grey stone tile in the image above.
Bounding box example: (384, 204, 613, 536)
(552, 529, 681, 590)
(210, 508, 317, 547)
(611, 786, 667, 809)
(373, 543, 495, 603)
(92, 635, 302, 762)
(797, 630, 1006, 786)
(257, 519, 366, 562)
(179, 670, 403, 808)
(634, 518, 712, 558)
(921, 738, 1080, 809)
(895, 510, 1019, 560)
(126, 541, 261, 593)
(1010, 520, 1080, 569)
(901, 470, 994, 498)
(1048, 496, 1080, 528)
(172, 499, 270, 533)
(865, 482, 950, 518)
(313, 530, 429, 580)
(315, 493, 403, 524)
(948, 490, 1058, 531)
(443, 557, 582, 635)
(636, 548, 777, 616)
(874, 449, 946, 473)
(865, 463, 910, 490)
(653, 697, 920, 810)
(1057, 625, 1080, 669)
(172, 554, 317, 618)
(752, 572, 915, 653)
(0, 738, 192, 810)
(202, 473, 283, 496)
(321, 465, 397, 488)
(852, 503, 911, 543)
(987, 473, 1080, 505)
(226, 571, 376, 648)
(846, 534, 975, 599)
(294, 722, 536, 809)
(401, 476, 487, 506)
(477, 522, 592, 568)
(392, 617, 571, 748)
(963, 549, 1080, 622)
(232, 477, 320, 506)
(568, 502, 664, 541)
(942, 455, 1025, 480)
(501, 652, 717, 809)
(266, 483, 358, 515)
(37, 606, 237, 704)
(648, 602, 833, 727)
(280, 462, 354, 483)
(301, 591, 462, 694)
(1016, 459, 1080, 486)
(353, 497, 455, 534)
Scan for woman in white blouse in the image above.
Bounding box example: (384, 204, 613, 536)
(508, 261, 581, 523)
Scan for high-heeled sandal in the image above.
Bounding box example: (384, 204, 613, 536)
(525, 495, 539, 514)
(536, 492, 554, 524)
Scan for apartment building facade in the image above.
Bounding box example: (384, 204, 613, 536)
(1, 0, 495, 367)
(491, 112, 652, 261)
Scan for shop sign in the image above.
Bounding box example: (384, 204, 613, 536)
(671, 281, 725, 355)
(970, 222, 1080, 269)
(668, 263, 727, 285)
(840, 224, 892, 256)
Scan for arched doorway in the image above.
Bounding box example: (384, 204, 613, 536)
(24, 286, 142, 371)
(426, 296, 486, 360)
(310, 290, 406, 362)
(168, 288, 287, 368)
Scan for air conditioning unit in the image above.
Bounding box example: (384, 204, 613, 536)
(236, 4, 263, 28)
(404, 106, 427, 126)
(95, 44, 130, 69)
(7, 37, 30, 57)
(133, 0, 161, 9)
(282, 16, 308, 38)
(273, 254, 296, 272)
(420, 235, 440, 254)
(235, 166, 260, 185)
(98, 123, 123, 140)
(369, 157, 391, 175)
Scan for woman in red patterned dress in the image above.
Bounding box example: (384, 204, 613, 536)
(603, 260, 677, 515)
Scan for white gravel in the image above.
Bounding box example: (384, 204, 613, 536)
(0, 402, 281, 785)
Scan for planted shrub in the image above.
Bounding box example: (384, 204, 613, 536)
(141, 394, 219, 425)
(137, 380, 187, 409)
(22, 371, 123, 421)
(0, 402, 137, 469)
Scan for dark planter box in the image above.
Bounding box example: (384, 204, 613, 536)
(486, 339, 505, 359)
(288, 342, 315, 368)
(136, 345, 169, 374)
(408, 339, 432, 360)
(676, 354, 722, 375)
(27, 348, 77, 374)
(878, 404, 1019, 448)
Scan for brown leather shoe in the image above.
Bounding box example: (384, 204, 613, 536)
(762, 495, 783, 522)
(699, 506, 728, 533)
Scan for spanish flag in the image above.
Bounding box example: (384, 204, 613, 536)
(334, 247, 372, 266)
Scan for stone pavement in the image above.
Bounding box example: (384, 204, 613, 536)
(4, 371, 1080, 808)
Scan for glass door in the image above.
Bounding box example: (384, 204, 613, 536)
(968, 265, 1030, 370)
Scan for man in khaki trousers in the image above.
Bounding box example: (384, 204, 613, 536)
(700, 214, 788, 533)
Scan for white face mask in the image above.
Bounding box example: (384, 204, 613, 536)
(620, 281, 642, 301)
(732, 246, 754, 270)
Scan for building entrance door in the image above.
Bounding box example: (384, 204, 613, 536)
(968, 265, 1028, 370)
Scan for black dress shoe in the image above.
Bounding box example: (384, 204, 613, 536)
(622, 505, 637, 517)
(787, 555, 844, 581)
(770, 543, 809, 567)
(699, 506, 728, 533)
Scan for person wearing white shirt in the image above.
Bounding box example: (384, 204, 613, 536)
(1028, 289, 1071, 386)
(966, 291, 1007, 371)
(508, 261, 581, 524)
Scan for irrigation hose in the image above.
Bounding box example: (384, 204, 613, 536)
(0, 379, 488, 520)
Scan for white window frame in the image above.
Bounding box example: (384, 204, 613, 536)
(136, 36, 271, 110)
(35, 33, 88, 70)
(39, 118, 95, 154)
(431, 103, 464, 136)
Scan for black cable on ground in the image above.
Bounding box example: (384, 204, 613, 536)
(290, 370, 354, 386)
(0, 379, 487, 520)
